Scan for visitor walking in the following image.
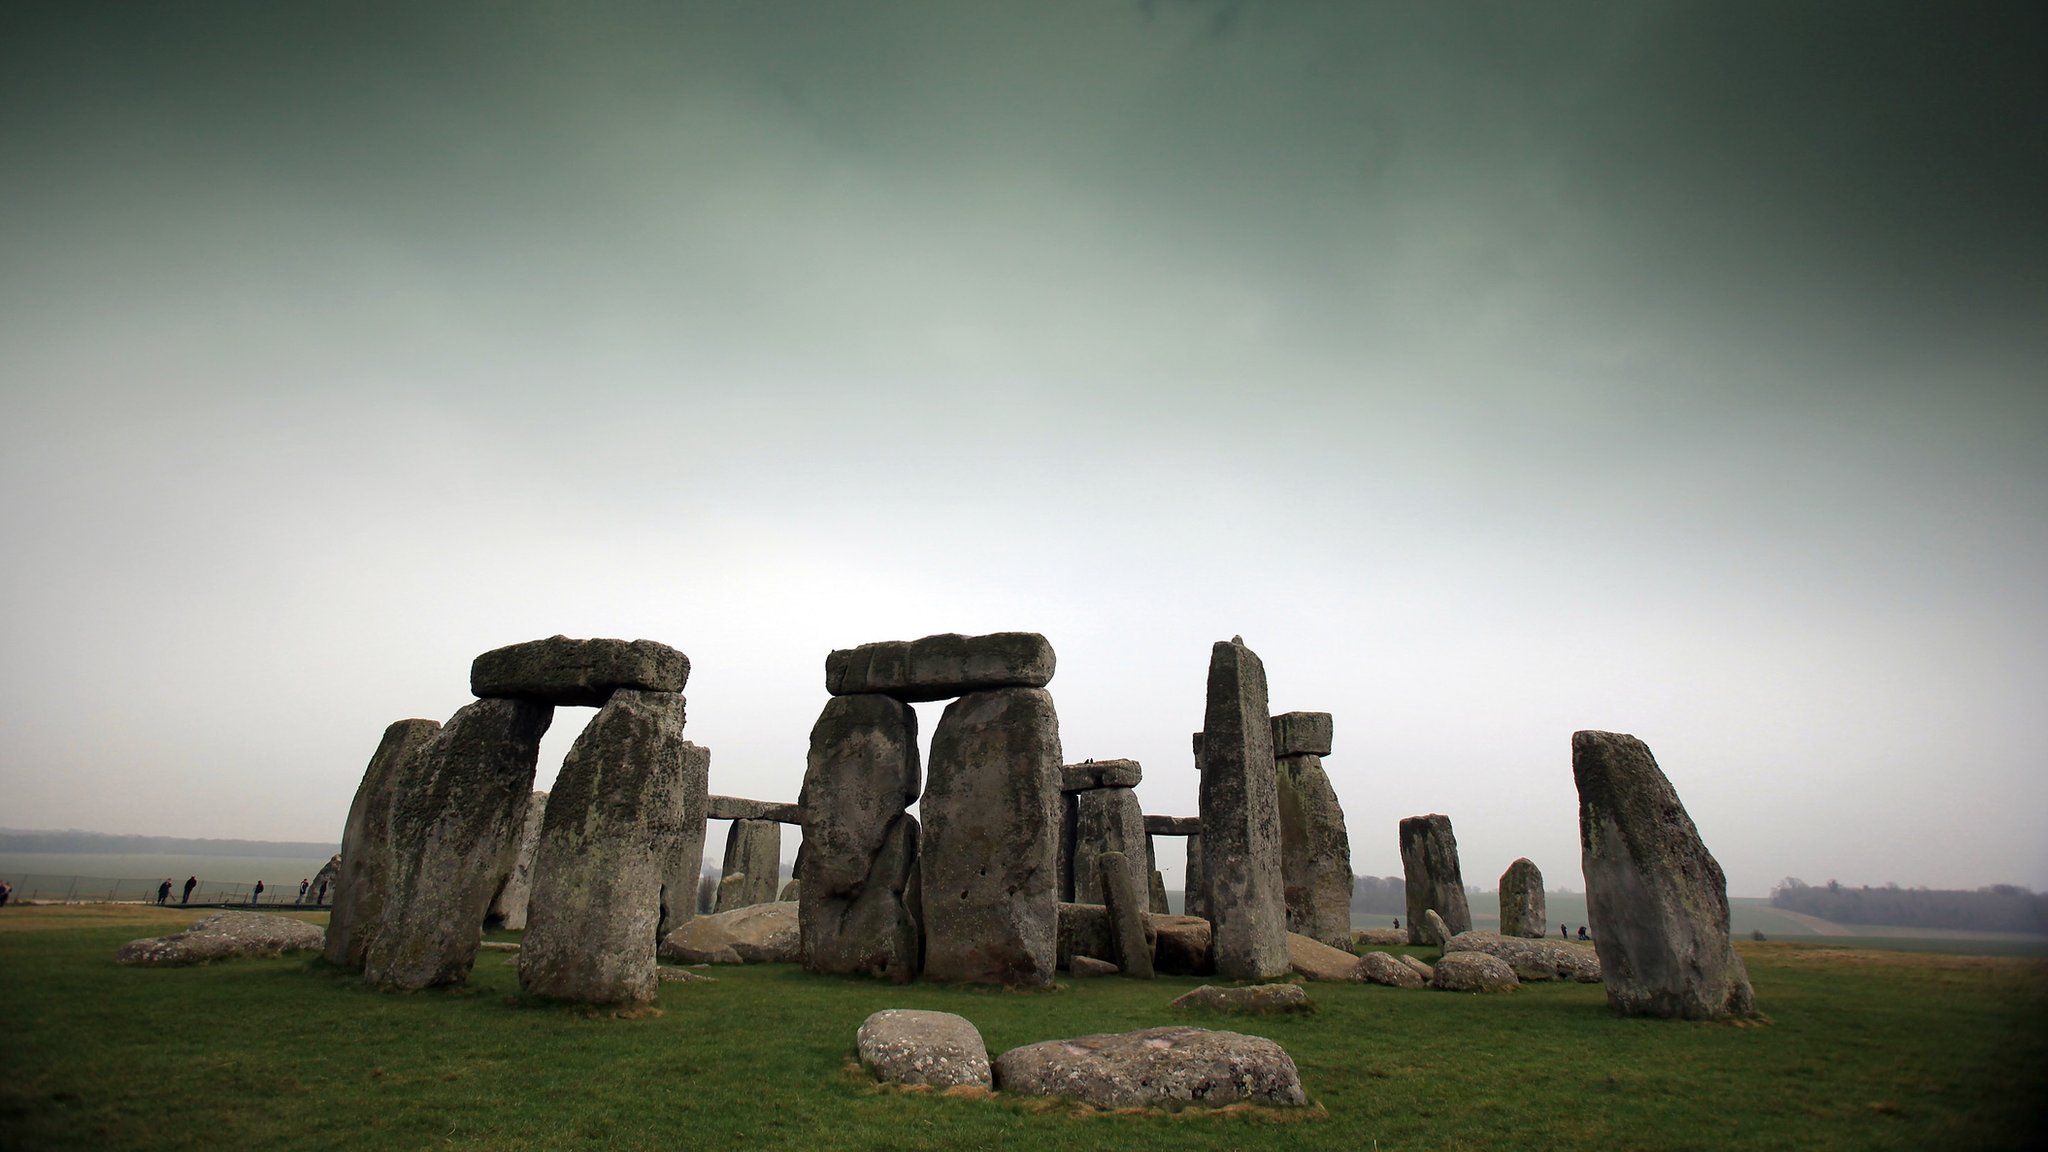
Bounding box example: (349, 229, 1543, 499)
(315, 878, 329, 904)
(181, 876, 197, 905)
(296, 878, 309, 904)
(1561, 924, 1569, 940)
(251, 880, 265, 906)
(156, 879, 172, 905)
(1577, 926, 1590, 941)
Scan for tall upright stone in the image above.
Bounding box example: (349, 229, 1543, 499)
(1272, 712, 1353, 949)
(658, 742, 711, 939)
(520, 690, 689, 1006)
(1097, 851, 1154, 979)
(1070, 785, 1147, 906)
(1574, 731, 1757, 1019)
(363, 698, 552, 990)
(799, 693, 922, 982)
(324, 718, 441, 970)
(1498, 857, 1547, 939)
(1197, 638, 1287, 980)
(486, 791, 547, 931)
(921, 687, 1063, 986)
(720, 819, 781, 910)
(1183, 833, 1207, 919)
(1399, 814, 1470, 946)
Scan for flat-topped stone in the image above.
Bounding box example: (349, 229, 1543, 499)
(826, 632, 1054, 702)
(1061, 758, 1141, 791)
(1443, 930, 1602, 982)
(471, 636, 689, 706)
(705, 795, 803, 824)
(117, 911, 324, 967)
(1432, 950, 1519, 993)
(857, 1009, 992, 1089)
(994, 1026, 1308, 1110)
(1269, 711, 1333, 757)
(1144, 814, 1200, 836)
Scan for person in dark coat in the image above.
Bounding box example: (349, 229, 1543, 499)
(296, 878, 309, 904)
(251, 880, 265, 905)
(181, 876, 197, 904)
(156, 879, 172, 905)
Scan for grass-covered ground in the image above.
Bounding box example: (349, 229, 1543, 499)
(2, 906, 2043, 1151)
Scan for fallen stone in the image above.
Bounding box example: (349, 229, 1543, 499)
(117, 911, 324, 967)
(1397, 954, 1435, 982)
(1498, 857, 1547, 939)
(1169, 984, 1314, 1015)
(1269, 711, 1334, 757)
(1444, 930, 1601, 982)
(858, 1009, 993, 1089)
(1574, 730, 1758, 1019)
(520, 689, 689, 1007)
(1425, 909, 1455, 950)
(657, 901, 800, 965)
(1061, 758, 1142, 791)
(705, 795, 804, 823)
(1150, 914, 1214, 976)
(658, 742, 711, 939)
(1098, 851, 1154, 979)
(1069, 955, 1119, 977)
(1431, 950, 1519, 993)
(922, 687, 1063, 987)
(799, 692, 922, 982)
(485, 790, 547, 931)
(718, 819, 782, 910)
(1197, 637, 1288, 981)
(1286, 931, 1364, 982)
(826, 632, 1056, 702)
(364, 697, 552, 991)
(1399, 814, 1471, 945)
(1359, 951, 1426, 988)
(325, 717, 441, 970)
(995, 1026, 1309, 1111)
(656, 965, 711, 983)
(471, 635, 689, 706)
(1351, 927, 1406, 947)
(1276, 750, 1354, 949)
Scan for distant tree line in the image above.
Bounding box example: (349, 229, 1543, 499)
(1351, 875, 1407, 915)
(0, 829, 340, 858)
(1771, 878, 2048, 934)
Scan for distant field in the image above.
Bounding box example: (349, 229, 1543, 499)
(0, 853, 335, 901)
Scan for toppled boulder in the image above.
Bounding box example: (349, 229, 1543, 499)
(1286, 931, 1365, 982)
(1169, 984, 1313, 1015)
(470, 635, 689, 706)
(1359, 951, 1426, 988)
(1444, 931, 1601, 982)
(1425, 909, 1455, 949)
(1351, 927, 1407, 947)
(827, 632, 1056, 702)
(116, 912, 323, 967)
(657, 902, 799, 965)
(994, 1026, 1308, 1109)
(1069, 956, 1119, 977)
(1062, 759, 1143, 791)
(857, 1009, 992, 1089)
(1431, 951, 1519, 993)
(1397, 954, 1434, 982)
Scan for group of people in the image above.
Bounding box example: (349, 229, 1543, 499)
(1384, 916, 1592, 941)
(146, 875, 328, 906)
(153, 877, 199, 905)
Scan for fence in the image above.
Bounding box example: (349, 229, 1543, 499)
(2, 873, 331, 908)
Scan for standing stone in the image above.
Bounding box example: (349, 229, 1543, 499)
(1097, 851, 1154, 979)
(486, 791, 547, 930)
(363, 698, 552, 990)
(657, 742, 711, 939)
(1399, 813, 1471, 946)
(921, 687, 1063, 986)
(324, 718, 441, 970)
(1498, 857, 1547, 939)
(1275, 743, 1354, 949)
(713, 873, 747, 913)
(720, 819, 781, 910)
(519, 690, 688, 1006)
(799, 693, 922, 982)
(310, 854, 340, 903)
(1071, 786, 1147, 906)
(1197, 638, 1287, 980)
(826, 632, 1055, 702)
(1574, 730, 1757, 1019)
(1182, 832, 1207, 919)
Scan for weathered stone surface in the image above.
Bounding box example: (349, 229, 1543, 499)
(799, 693, 922, 981)
(1149, 868, 1170, 916)
(1352, 927, 1406, 947)
(656, 965, 711, 983)
(1425, 909, 1455, 949)
(778, 878, 801, 902)
(1431, 950, 1519, 993)
(1169, 984, 1314, 1015)
(857, 1009, 992, 1089)
(1070, 786, 1146, 905)
(1276, 752, 1354, 949)
(325, 718, 441, 970)
(310, 854, 340, 903)
(1069, 955, 1119, 977)
(1182, 831, 1208, 919)
(657, 901, 800, 965)
(712, 873, 746, 915)
(364, 697, 552, 990)
(1498, 857, 1547, 939)
(117, 911, 323, 966)
(486, 791, 546, 931)
(719, 819, 781, 911)
(921, 687, 1062, 986)
(994, 1026, 1308, 1110)
(1574, 730, 1758, 1019)
(1399, 814, 1470, 945)
(658, 742, 710, 939)
(1444, 930, 1602, 982)
(1397, 954, 1435, 982)
(1286, 931, 1364, 981)
(826, 632, 1055, 702)
(1359, 951, 1426, 988)
(705, 795, 803, 823)
(1057, 901, 1113, 968)
(519, 690, 688, 1006)
(1145, 814, 1200, 836)
(471, 635, 688, 706)
(478, 940, 520, 951)
(1269, 711, 1333, 757)
(1061, 758, 1141, 791)
(1098, 851, 1154, 979)
(1197, 638, 1287, 980)
(1149, 914, 1214, 976)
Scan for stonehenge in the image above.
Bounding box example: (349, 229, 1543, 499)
(826, 631, 1054, 701)
(1197, 637, 1288, 980)
(470, 635, 689, 706)
(324, 717, 441, 970)
(1063, 760, 1147, 905)
(485, 791, 546, 931)
(1497, 857, 1546, 939)
(1573, 730, 1757, 1019)
(657, 743, 710, 940)
(1399, 813, 1471, 946)
(1272, 711, 1354, 949)
(1096, 850, 1154, 979)
(798, 693, 922, 982)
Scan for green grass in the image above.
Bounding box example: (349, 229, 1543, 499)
(2, 906, 2044, 1151)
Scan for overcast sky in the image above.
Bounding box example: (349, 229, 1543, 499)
(3, 2, 2043, 896)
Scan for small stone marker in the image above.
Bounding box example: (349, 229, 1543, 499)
(857, 1009, 993, 1089)
(470, 635, 689, 706)
(994, 1026, 1309, 1110)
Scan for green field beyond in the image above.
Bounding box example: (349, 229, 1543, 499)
(1, 906, 2043, 1151)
